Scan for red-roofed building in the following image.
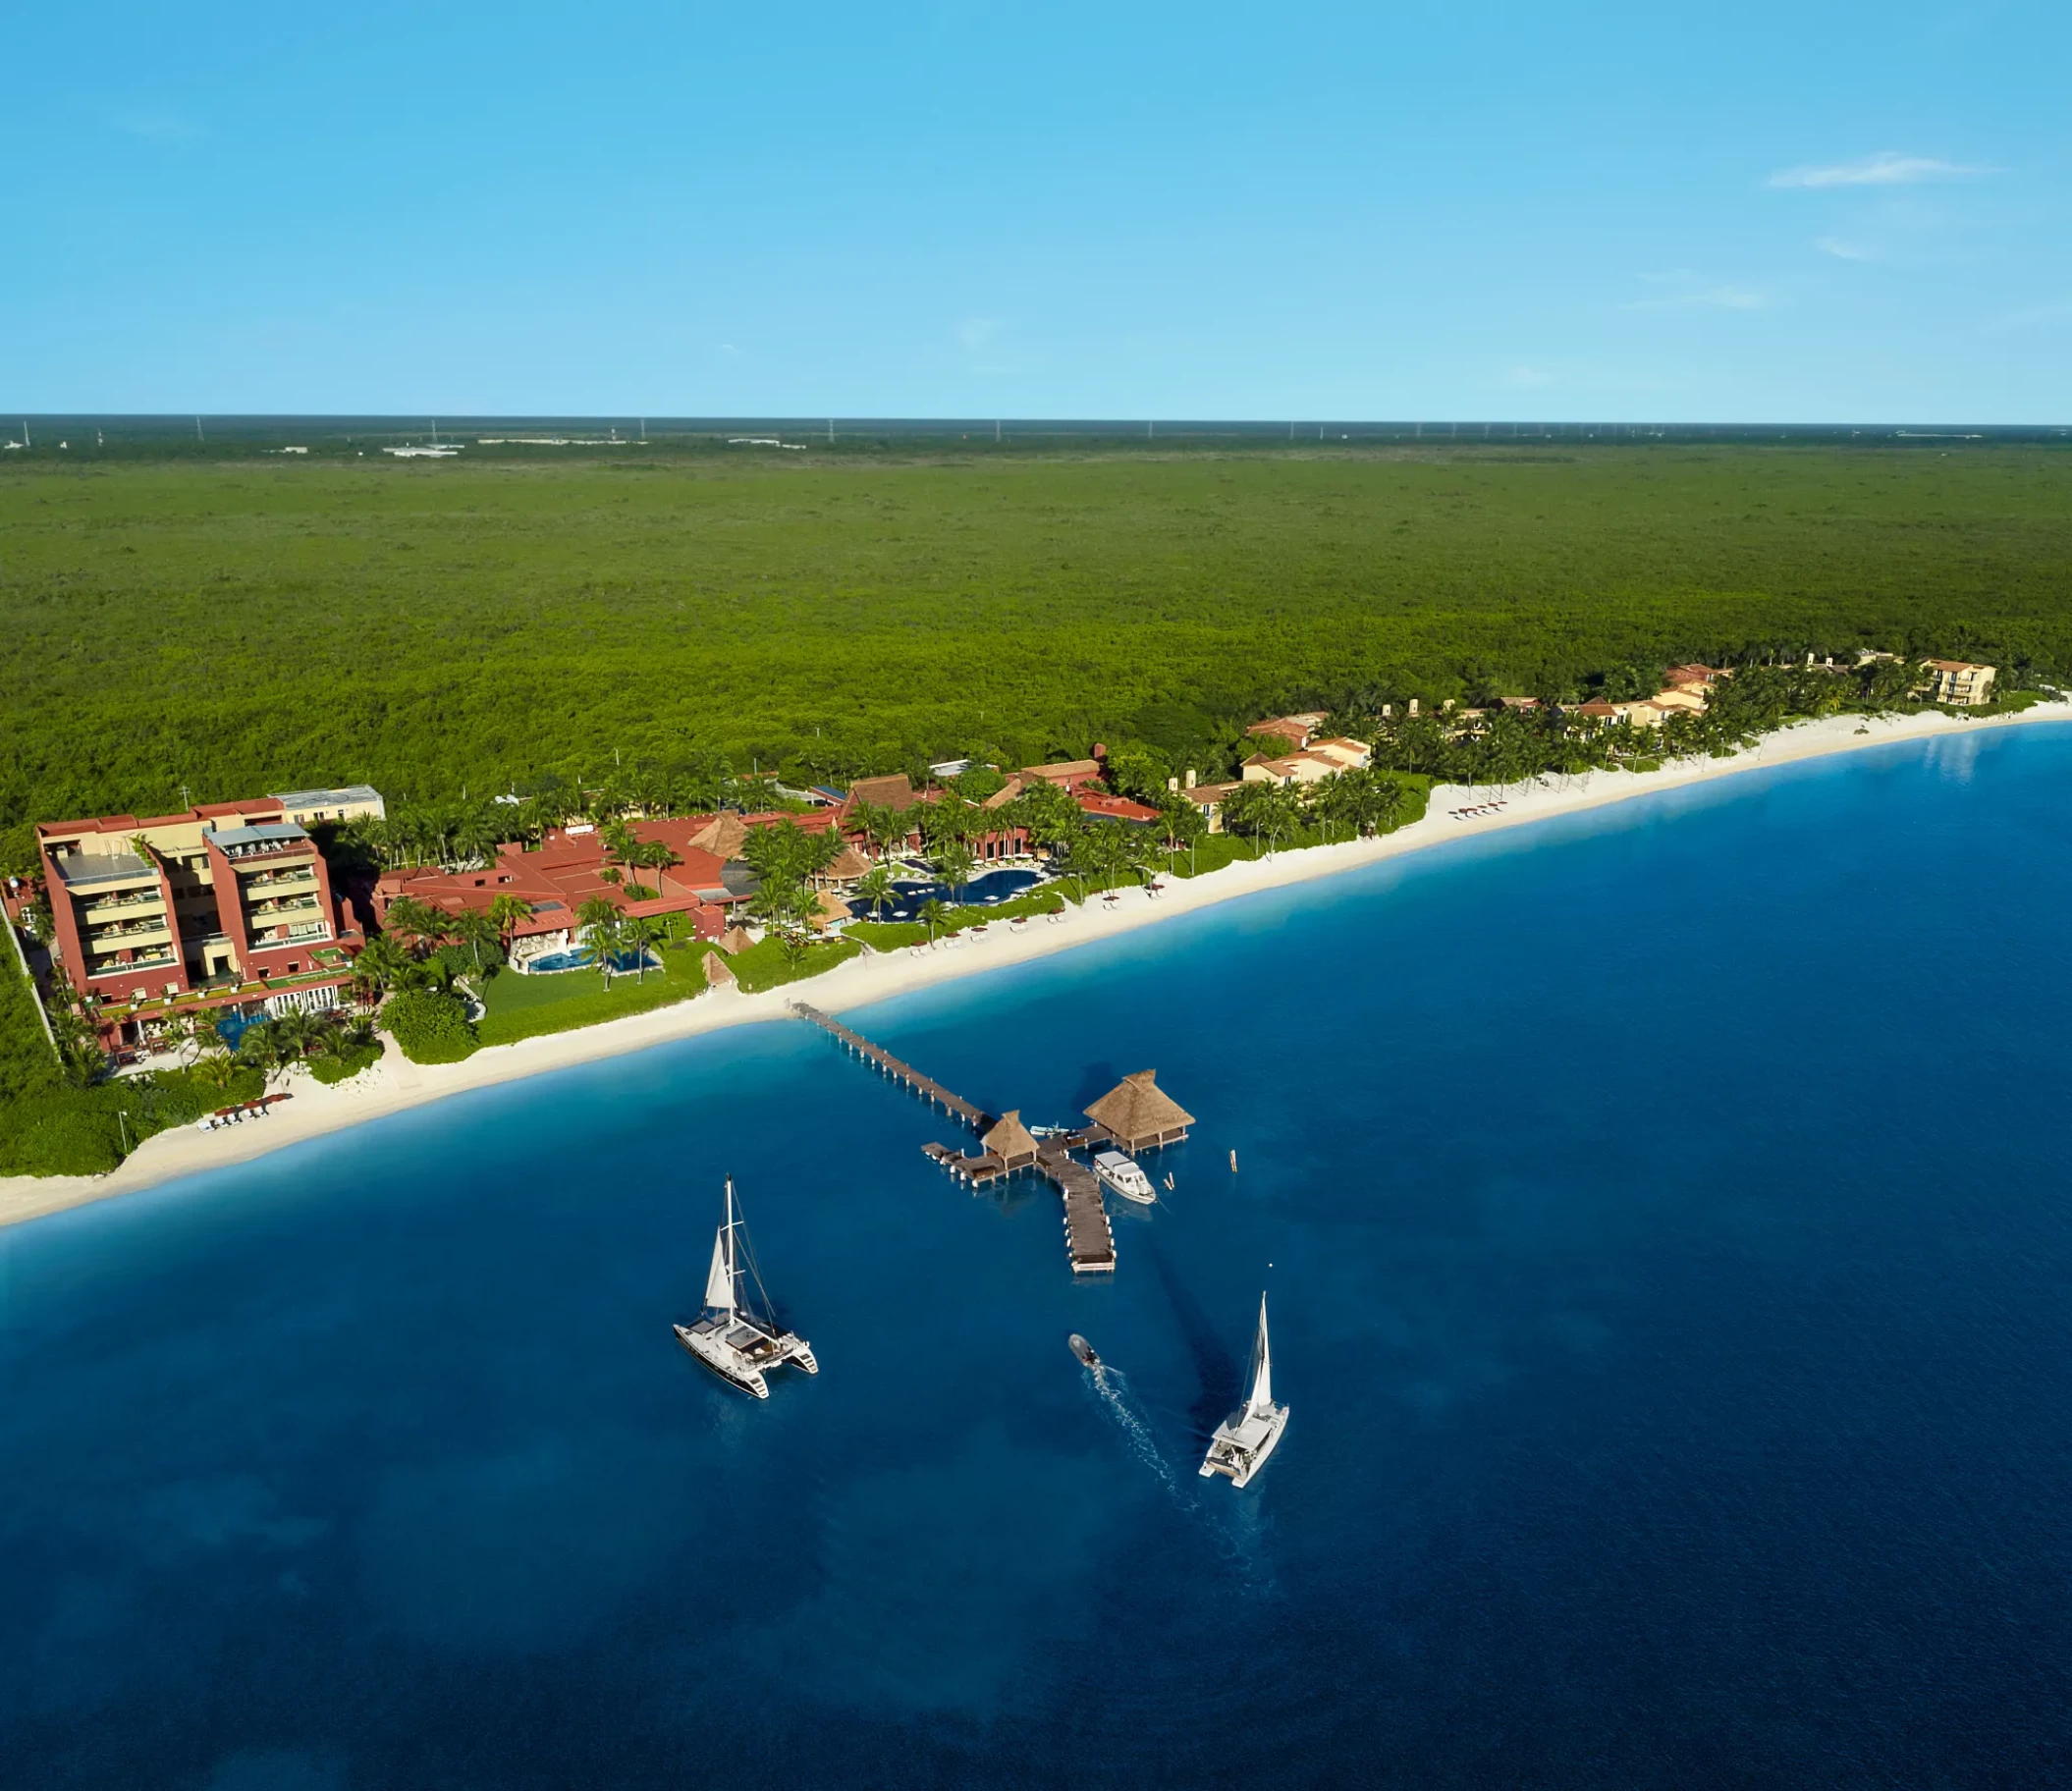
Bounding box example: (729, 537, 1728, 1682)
(34, 795, 370, 1051)
(373, 818, 736, 958)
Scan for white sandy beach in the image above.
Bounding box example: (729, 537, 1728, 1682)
(6, 701, 2066, 1231)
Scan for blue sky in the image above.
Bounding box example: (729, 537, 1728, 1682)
(6, 2, 2066, 419)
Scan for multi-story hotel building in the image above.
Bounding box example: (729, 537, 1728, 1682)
(1919, 661, 1997, 707)
(34, 788, 374, 1047)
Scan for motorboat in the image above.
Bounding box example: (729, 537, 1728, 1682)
(1068, 1333, 1101, 1369)
(673, 1177, 818, 1398)
(1200, 1294, 1287, 1488)
(1093, 1149, 1156, 1204)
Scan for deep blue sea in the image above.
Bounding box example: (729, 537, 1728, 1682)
(7, 727, 2072, 1790)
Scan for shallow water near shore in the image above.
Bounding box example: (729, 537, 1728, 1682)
(6, 726, 2072, 1788)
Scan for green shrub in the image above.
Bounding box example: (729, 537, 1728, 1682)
(380, 990, 478, 1064)
(307, 1043, 382, 1085)
(0, 1089, 127, 1176)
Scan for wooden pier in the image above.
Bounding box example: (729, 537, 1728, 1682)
(790, 1003, 990, 1129)
(791, 1002, 1118, 1275)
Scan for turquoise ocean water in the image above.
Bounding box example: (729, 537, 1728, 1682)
(6, 725, 2072, 1788)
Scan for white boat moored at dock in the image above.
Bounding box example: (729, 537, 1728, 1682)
(1200, 1293, 1287, 1488)
(674, 1177, 819, 1399)
(1093, 1149, 1157, 1204)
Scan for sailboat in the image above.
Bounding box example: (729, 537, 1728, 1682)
(1199, 1293, 1287, 1487)
(673, 1177, 818, 1398)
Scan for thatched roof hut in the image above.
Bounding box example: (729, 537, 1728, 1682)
(818, 844, 874, 887)
(703, 949, 737, 989)
(812, 891, 853, 930)
(980, 1109, 1040, 1169)
(1084, 1069, 1194, 1152)
(689, 814, 750, 860)
(715, 924, 755, 956)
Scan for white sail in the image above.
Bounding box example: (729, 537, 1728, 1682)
(704, 1225, 735, 1313)
(1247, 1294, 1274, 1416)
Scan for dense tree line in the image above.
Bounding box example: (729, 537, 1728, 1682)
(6, 446, 2071, 869)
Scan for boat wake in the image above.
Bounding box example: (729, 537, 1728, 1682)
(1083, 1363, 1183, 1502)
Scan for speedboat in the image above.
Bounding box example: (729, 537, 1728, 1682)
(673, 1177, 818, 1398)
(1200, 1294, 1287, 1488)
(1068, 1333, 1101, 1369)
(1093, 1149, 1156, 1204)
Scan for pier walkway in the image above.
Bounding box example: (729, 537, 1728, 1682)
(790, 1003, 990, 1129)
(791, 1002, 1118, 1275)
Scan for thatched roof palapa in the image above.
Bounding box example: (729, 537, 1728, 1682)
(980, 1109, 1040, 1167)
(703, 950, 737, 989)
(812, 891, 853, 929)
(1084, 1069, 1195, 1151)
(820, 843, 874, 884)
(689, 814, 750, 860)
(715, 925, 755, 956)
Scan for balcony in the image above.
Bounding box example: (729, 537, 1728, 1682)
(247, 896, 321, 921)
(90, 922, 175, 953)
(90, 950, 177, 978)
(245, 869, 317, 893)
(82, 891, 166, 921)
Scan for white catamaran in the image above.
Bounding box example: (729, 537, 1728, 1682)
(673, 1177, 819, 1398)
(1199, 1293, 1287, 1487)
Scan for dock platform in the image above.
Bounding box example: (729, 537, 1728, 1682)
(794, 1002, 1118, 1275)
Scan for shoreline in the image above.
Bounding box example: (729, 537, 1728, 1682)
(6, 701, 2067, 1231)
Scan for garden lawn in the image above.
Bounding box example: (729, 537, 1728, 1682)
(474, 943, 712, 1046)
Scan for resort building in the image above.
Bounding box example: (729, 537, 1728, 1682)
(35, 796, 369, 1048)
(1245, 713, 1331, 750)
(373, 819, 734, 960)
(1241, 748, 1347, 786)
(271, 786, 388, 829)
(1178, 780, 1242, 834)
(1920, 660, 1997, 706)
(836, 773, 1033, 860)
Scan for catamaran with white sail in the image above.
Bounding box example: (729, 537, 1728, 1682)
(673, 1177, 818, 1398)
(1199, 1293, 1287, 1487)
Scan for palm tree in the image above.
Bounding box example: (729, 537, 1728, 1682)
(381, 896, 448, 953)
(635, 839, 680, 891)
(589, 914, 627, 987)
(349, 938, 408, 1005)
(853, 865, 896, 920)
(450, 907, 502, 975)
(237, 1020, 292, 1090)
(918, 896, 951, 944)
(621, 915, 662, 983)
(574, 894, 623, 937)
(931, 840, 977, 902)
(486, 894, 531, 953)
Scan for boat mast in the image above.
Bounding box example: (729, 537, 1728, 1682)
(1248, 1294, 1274, 1415)
(705, 1177, 739, 1316)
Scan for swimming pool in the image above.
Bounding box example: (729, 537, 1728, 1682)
(213, 1007, 266, 1050)
(860, 867, 1045, 923)
(519, 947, 662, 975)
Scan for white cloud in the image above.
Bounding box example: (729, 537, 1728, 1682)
(1768, 151, 1994, 190)
(1816, 237, 1873, 261)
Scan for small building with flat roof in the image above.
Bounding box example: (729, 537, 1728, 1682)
(272, 786, 386, 828)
